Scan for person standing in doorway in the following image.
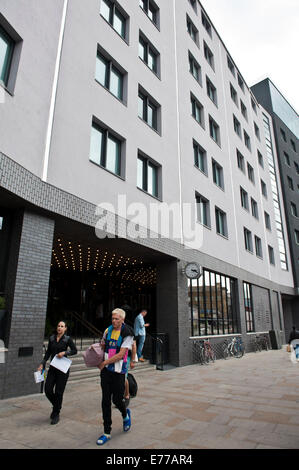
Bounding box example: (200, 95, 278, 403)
(134, 309, 150, 362)
(97, 308, 134, 446)
(37, 321, 77, 425)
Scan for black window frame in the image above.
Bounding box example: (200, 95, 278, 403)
(100, 0, 128, 41)
(137, 152, 160, 199)
(90, 121, 123, 177)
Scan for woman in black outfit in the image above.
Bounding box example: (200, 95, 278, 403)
(37, 321, 77, 425)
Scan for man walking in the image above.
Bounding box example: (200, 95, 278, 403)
(97, 308, 134, 445)
(134, 309, 149, 362)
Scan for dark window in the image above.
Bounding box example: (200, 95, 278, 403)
(251, 198, 258, 219)
(237, 149, 245, 172)
(187, 16, 198, 45)
(189, 52, 201, 84)
(227, 56, 235, 76)
(201, 12, 212, 37)
(0, 25, 14, 86)
(193, 140, 206, 173)
(206, 76, 217, 105)
(196, 193, 210, 227)
(244, 130, 251, 151)
(240, 187, 249, 210)
(95, 51, 124, 100)
(268, 246, 275, 265)
(291, 139, 296, 152)
(188, 0, 197, 12)
(215, 207, 227, 237)
(100, 0, 127, 39)
(137, 153, 160, 198)
(291, 202, 298, 217)
(264, 212, 271, 230)
(212, 160, 223, 189)
(233, 115, 241, 137)
(230, 83, 238, 105)
(284, 152, 290, 166)
(257, 150, 264, 168)
(251, 98, 257, 113)
(243, 282, 254, 332)
(295, 230, 299, 245)
(138, 89, 160, 132)
(261, 179, 267, 198)
(254, 122, 260, 140)
(204, 41, 214, 69)
(280, 128, 287, 142)
(237, 74, 244, 91)
(240, 100, 247, 120)
(139, 0, 159, 26)
(188, 269, 238, 336)
(247, 163, 254, 183)
(255, 236, 263, 258)
(244, 227, 253, 252)
(191, 94, 204, 126)
(90, 122, 122, 176)
(209, 116, 220, 145)
(139, 34, 159, 75)
(287, 176, 294, 191)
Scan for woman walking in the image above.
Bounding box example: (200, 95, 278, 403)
(37, 321, 77, 424)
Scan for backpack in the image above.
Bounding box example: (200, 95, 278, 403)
(127, 372, 138, 397)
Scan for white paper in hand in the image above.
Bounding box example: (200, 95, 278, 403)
(34, 371, 45, 383)
(50, 355, 72, 374)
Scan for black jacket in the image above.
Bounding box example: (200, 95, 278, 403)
(42, 334, 77, 368)
(288, 329, 299, 345)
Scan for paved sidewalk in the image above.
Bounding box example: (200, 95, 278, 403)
(0, 348, 298, 449)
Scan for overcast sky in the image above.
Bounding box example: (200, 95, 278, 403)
(200, 0, 299, 112)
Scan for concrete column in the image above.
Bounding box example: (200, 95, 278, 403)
(0, 210, 54, 399)
(156, 259, 190, 367)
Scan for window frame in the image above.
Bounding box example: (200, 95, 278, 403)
(139, 32, 160, 77)
(90, 121, 123, 177)
(138, 87, 160, 133)
(209, 115, 220, 145)
(139, 0, 159, 28)
(215, 207, 228, 238)
(193, 140, 207, 174)
(100, 0, 128, 41)
(244, 227, 253, 253)
(196, 193, 211, 228)
(137, 151, 161, 199)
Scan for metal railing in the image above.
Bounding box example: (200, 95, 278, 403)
(64, 311, 103, 350)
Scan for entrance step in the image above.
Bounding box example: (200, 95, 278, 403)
(68, 359, 155, 383)
(43, 338, 155, 383)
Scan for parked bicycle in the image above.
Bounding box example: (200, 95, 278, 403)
(222, 336, 244, 359)
(202, 338, 216, 363)
(252, 334, 269, 352)
(193, 340, 207, 365)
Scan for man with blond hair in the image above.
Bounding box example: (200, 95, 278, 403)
(97, 308, 134, 445)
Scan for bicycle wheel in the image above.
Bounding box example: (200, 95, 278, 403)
(198, 348, 206, 365)
(223, 346, 229, 359)
(234, 344, 243, 358)
(209, 349, 216, 362)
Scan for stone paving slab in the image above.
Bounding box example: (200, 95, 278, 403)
(0, 349, 298, 449)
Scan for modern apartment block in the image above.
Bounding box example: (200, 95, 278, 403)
(251, 79, 299, 335)
(0, 0, 296, 398)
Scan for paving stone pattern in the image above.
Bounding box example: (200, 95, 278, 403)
(0, 349, 298, 449)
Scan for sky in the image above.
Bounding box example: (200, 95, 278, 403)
(200, 0, 299, 113)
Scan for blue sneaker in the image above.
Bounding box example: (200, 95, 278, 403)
(96, 434, 111, 445)
(123, 408, 131, 432)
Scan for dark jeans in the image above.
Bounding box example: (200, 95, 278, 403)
(45, 365, 69, 415)
(100, 367, 126, 434)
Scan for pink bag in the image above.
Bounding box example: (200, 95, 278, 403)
(83, 343, 104, 367)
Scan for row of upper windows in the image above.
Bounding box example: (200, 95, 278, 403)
(195, 192, 276, 263)
(243, 227, 276, 265)
(280, 128, 297, 152)
(90, 120, 161, 198)
(101, 0, 160, 41)
(187, 1, 259, 115)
